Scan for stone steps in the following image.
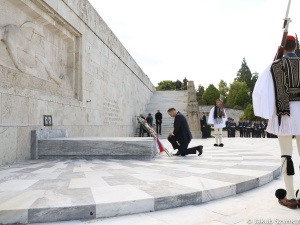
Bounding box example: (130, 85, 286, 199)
(135, 90, 188, 137)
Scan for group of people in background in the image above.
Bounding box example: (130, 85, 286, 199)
(139, 110, 162, 137)
(235, 119, 268, 138)
(200, 116, 276, 139)
(175, 77, 188, 90)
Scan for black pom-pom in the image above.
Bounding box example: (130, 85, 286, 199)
(296, 189, 299, 198)
(275, 189, 286, 199)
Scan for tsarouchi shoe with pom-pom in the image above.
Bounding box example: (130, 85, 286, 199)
(278, 198, 298, 209)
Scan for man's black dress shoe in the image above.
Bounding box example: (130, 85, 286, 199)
(197, 145, 203, 156)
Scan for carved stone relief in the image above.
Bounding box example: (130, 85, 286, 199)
(0, 22, 64, 86)
(0, 0, 82, 99)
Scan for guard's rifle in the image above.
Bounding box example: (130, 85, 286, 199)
(295, 33, 300, 57)
(274, 0, 292, 60)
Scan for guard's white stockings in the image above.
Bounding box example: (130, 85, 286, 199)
(214, 128, 223, 145)
(295, 135, 300, 198)
(278, 135, 295, 200)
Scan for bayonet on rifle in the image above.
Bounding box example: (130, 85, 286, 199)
(276, 0, 292, 60)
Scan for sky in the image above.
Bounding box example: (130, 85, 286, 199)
(88, 0, 300, 89)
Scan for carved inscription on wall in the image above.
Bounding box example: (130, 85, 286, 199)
(103, 97, 122, 125)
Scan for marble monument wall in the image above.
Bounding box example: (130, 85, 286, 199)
(0, 0, 155, 165)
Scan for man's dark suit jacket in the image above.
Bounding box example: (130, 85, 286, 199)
(200, 115, 207, 127)
(155, 112, 162, 124)
(173, 112, 192, 142)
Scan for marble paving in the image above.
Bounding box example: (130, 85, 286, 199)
(0, 138, 283, 224)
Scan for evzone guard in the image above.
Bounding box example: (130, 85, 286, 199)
(253, 0, 300, 209)
(208, 98, 227, 147)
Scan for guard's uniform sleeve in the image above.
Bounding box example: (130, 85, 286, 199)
(252, 63, 275, 120)
(223, 109, 227, 121)
(207, 107, 214, 125)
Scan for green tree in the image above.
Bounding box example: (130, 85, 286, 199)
(234, 88, 251, 107)
(226, 81, 250, 108)
(218, 80, 229, 103)
(243, 103, 255, 120)
(156, 80, 176, 91)
(202, 84, 220, 105)
(196, 84, 205, 103)
(198, 99, 207, 105)
(250, 71, 259, 95)
(242, 103, 265, 121)
(235, 58, 256, 92)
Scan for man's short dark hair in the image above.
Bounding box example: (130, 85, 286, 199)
(167, 108, 176, 112)
(285, 40, 297, 52)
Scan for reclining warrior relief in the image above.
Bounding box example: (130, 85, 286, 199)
(0, 22, 62, 86)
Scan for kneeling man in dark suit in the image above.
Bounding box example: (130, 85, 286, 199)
(167, 108, 203, 156)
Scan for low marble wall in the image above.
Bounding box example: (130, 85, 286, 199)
(31, 129, 68, 160)
(0, 0, 155, 165)
(38, 137, 156, 161)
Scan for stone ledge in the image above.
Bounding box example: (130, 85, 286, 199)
(38, 137, 156, 161)
(31, 129, 68, 160)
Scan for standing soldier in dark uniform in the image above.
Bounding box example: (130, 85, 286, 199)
(200, 112, 207, 138)
(245, 119, 252, 138)
(230, 119, 236, 137)
(226, 119, 231, 137)
(238, 119, 244, 137)
(257, 121, 262, 138)
(262, 121, 267, 138)
(251, 120, 256, 138)
(243, 119, 247, 137)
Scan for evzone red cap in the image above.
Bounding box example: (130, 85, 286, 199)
(286, 35, 296, 42)
(273, 36, 296, 61)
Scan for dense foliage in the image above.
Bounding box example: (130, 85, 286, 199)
(218, 80, 229, 104)
(156, 80, 176, 91)
(234, 58, 258, 94)
(202, 84, 220, 105)
(226, 81, 250, 108)
(196, 84, 205, 104)
(155, 58, 263, 120)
